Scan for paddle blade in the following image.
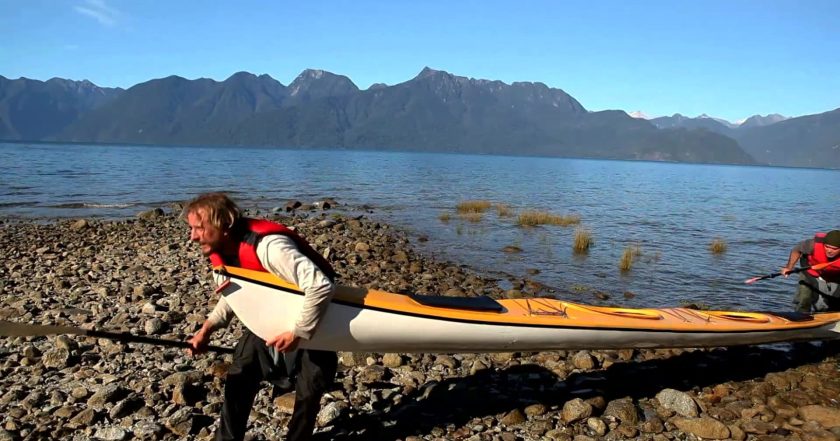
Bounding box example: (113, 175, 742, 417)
(0, 320, 87, 338)
(744, 277, 762, 284)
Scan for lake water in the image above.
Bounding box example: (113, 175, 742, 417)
(3, 142, 840, 312)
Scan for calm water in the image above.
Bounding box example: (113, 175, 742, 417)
(3, 142, 840, 311)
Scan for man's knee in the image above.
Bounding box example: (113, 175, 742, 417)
(794, 285, 818, 313)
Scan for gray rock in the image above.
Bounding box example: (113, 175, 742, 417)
(71, 219, 89, 230)
(87, 383, 122, 411)
(165, 407, 193, 437)
(586, 417, 607, 436)
(137, 208, 164, 220)
(94, 426, 127, 441)
(41, 347, 71, 369)
(144, 318, 165, 335)
(68, 408, 97, 428)
(133, 421, 164, 439)
(603, 398, 639, 425)
(141, 302, 158, 314)
(655, 388, 698, 417)
(317, 401, 346, 427)
(54, 335, 76, 351)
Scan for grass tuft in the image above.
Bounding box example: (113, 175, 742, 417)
(438, 212, 451, 223)
(709, 238, 727, 254)
(572, 229, 592, 254)
(619, 245, 642, 272)
(495, 203, 514, 217)
(456, 200, 492, 214)
(458, 212, 483, 223)
(517, 210, 581, 227)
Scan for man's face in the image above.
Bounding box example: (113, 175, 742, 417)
(826, 245, 840, 259)
(187, 209, 224, 256)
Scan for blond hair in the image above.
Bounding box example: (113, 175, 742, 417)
(184, 192, 241, 231)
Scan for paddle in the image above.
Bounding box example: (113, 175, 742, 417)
(744, 261, 837, 284)
(0, 320, 233, 354)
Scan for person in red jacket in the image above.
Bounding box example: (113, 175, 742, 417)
(782, 230, 840, 313)
(184, 192, 337, 441)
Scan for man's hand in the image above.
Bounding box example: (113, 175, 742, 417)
(266, 331, 300, 353)
(187, 327, 212, 356)
(781, 267, 794, 278)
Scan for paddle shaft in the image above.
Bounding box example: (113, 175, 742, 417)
(85, 329, 234, 354)
(0, 321, 233, 354)
(745, 261, 836, 284)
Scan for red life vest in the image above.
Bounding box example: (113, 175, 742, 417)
(208, 218, 336, 281)
(806, 232, 840, 282)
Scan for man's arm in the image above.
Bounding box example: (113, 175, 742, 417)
(256, 234, 335, 351)
(782, 239, 815, 276)
(188, 297, 234, 355)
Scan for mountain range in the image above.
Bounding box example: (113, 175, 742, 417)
(1, 69, 838, 168)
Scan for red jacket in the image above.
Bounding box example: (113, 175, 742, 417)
(208, 218, 336, 280)
(806, 232, 840, 282)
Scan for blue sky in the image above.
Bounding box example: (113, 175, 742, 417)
(2, 0, 838, 122)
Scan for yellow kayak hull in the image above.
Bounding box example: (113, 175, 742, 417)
(215, 266, 840, 352)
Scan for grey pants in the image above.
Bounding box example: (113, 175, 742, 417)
(794, 274, 840, 313)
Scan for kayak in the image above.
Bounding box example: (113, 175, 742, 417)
(214, 265, 840, 353)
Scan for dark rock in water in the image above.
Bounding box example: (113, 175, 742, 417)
(137, 208, 164, 219)
(502, 245, 522, 253)
(285, 200, 302, 211)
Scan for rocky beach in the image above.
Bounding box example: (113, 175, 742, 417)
(2, 205, 840, 441)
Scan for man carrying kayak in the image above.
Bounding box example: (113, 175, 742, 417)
(184, 192, 338, 441)
(782, 230, 840, 313)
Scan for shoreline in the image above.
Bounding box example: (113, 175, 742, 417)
(1, 210, 840, 440)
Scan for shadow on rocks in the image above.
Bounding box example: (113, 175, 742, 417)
(318, 341, 840, 440)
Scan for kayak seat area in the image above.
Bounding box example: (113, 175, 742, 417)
(409, 294, 504, 312)
(760, 311, 814, 322)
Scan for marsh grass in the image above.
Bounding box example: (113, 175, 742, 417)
(517, 210, 581, 227)
(572, 229, 592, 254)
(709, 238, 727, 254)
(458, 212, 483, 223)
(619, 245, 642, 272)
(495, 203, 514, 217)
(438, 212, 451, 223)
(456, 200, 492, 214)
